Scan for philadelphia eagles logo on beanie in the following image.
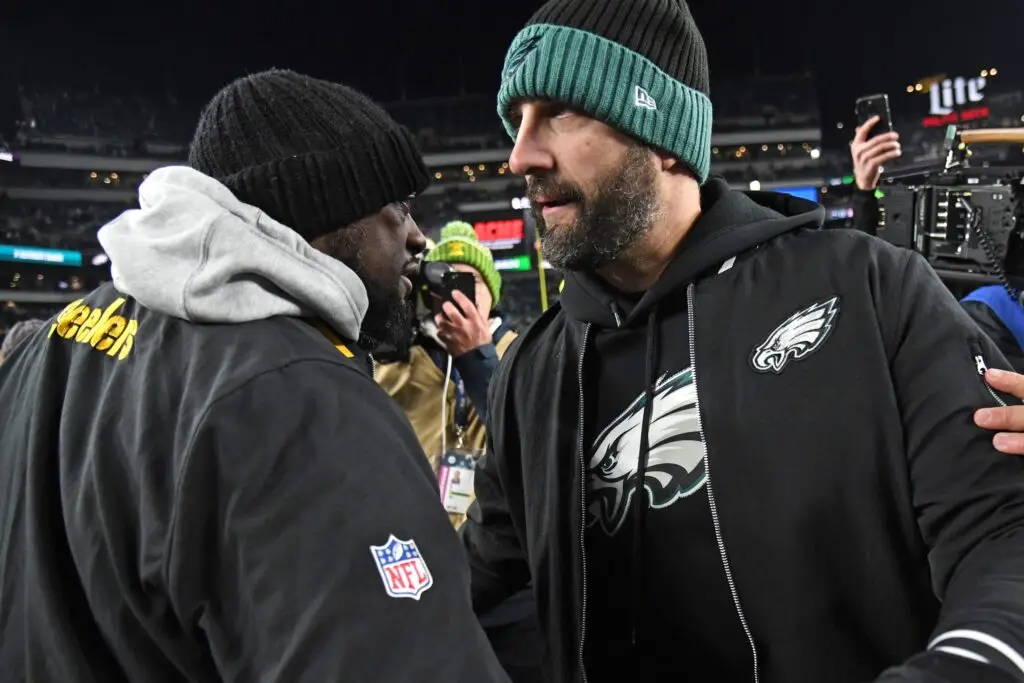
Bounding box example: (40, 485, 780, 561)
(504, 34, 542, 82)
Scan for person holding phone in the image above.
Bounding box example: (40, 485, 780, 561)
(848, 116, 1024, 371)
(376, 221, 540, 683)
(377, 220, 517, 475)
(850, 113, 902, 235)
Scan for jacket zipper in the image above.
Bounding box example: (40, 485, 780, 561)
(974, 352, 1008, 407)
(686, 283, 760, 683)
(577, 323, 591, 683)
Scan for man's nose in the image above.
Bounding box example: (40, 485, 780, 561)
(407, 218, 427, 256)
(508, 109, 555, 177)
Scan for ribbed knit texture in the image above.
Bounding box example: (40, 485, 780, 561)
(189, 69, 430, 242)
(498, 0, 713, 183)
(425, 221, 503, 305)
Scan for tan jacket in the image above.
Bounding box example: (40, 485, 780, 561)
(376, 327, 517, 528)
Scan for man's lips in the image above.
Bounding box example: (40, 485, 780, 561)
(400, 262, 418, 294)
(534, 197, 576, 218)
(400, 259, 420, 278)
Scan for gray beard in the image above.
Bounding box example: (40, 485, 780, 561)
(532, 144, 661, 272)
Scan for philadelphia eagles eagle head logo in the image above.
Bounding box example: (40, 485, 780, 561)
(587, 368, 706, 536)
(504, 34, 542, 82)
(750, 296, 840, 375)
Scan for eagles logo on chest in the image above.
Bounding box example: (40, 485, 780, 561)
(750, 296, 840, 374)
(587, 368, 706, 536)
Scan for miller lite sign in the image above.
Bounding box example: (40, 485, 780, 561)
(929, 76, 986, 115)
(370, 535, 434, 600)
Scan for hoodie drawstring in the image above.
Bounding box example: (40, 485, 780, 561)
(630, 306, 660, 651)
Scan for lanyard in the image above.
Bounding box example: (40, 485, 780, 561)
(452, 368, 471, 447)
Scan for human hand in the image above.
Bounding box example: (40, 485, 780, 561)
(974, 368, 1024, 453)
(435, 290, 491, 358)
(851, 115, 901, 191)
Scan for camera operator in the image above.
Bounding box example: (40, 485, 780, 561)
(377, 220, 517, 496)
(376, 221, 541, 683)
(850, 116, 1024, 371)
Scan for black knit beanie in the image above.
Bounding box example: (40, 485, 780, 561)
(498, 0, 713, 183)
(189, 69, 430, 242)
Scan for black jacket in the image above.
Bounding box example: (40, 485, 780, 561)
(851, 187, 1024, 372)
(463, 179, 1024, 683)
(852, 186, 880, 236)
(0, 166, 511, 683)
(0, 285, 510, 683)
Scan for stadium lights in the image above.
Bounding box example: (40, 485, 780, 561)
(511, 197, 531, 210)
(810, 148, 821, 160)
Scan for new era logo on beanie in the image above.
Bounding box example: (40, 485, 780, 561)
(189, 69, 431, 243)
(634, 86, 658, 111)
(497, 0, 713, 184)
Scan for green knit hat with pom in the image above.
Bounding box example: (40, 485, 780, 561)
(425, 221, 503, 305)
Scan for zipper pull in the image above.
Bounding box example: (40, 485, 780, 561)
(975, 354, 988, 377)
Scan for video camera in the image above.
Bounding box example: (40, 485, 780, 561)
(876, 125, 1024, 296)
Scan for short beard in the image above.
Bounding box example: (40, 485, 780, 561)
(529, 143, 660, 271)
(355, 277, 414, 352)
(314, 226, 413, 351)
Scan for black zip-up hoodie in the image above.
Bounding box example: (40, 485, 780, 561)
(463, 178, 1024, 683)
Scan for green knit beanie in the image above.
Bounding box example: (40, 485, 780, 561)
(497, 0, 713, 184)
(424, 221, 503, 305)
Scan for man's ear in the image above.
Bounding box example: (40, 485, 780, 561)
(654, 149, 678, 173)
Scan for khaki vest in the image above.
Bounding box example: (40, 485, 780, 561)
(376, 329, 517, 528)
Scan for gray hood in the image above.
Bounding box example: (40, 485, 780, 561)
(97, 166, 367, 340)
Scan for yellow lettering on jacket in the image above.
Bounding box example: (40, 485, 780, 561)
(48, 296, 139, 361)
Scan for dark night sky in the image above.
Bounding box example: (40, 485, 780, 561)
(1, 0, 1021, 149)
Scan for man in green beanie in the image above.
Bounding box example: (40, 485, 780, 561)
(463, 1, 1024, 682)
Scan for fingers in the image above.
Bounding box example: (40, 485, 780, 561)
(974, 370, 1024, 430)
(451, 290, 476, 316)
(853, 141, 901, 176)
(439, 300, 466, 325)
(991, 431, 1024, 455)
(985, 368, 1024, 398)
(867, 148, 902, 168)
(975, 405, 1024, 432)
(853, 116, 879, 143)
(852, 133, 900, 159)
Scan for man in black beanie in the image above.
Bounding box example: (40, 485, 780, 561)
(0, 69, 510, 683)
(462, 1, 1024, 682)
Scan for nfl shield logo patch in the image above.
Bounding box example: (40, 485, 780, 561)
(370, 535, 434, 600)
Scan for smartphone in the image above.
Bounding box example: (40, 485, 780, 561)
(441, 271, 476, 308)
(855, 93, 894, 138)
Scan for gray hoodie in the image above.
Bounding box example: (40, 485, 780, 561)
(98, 166, 368, 340)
